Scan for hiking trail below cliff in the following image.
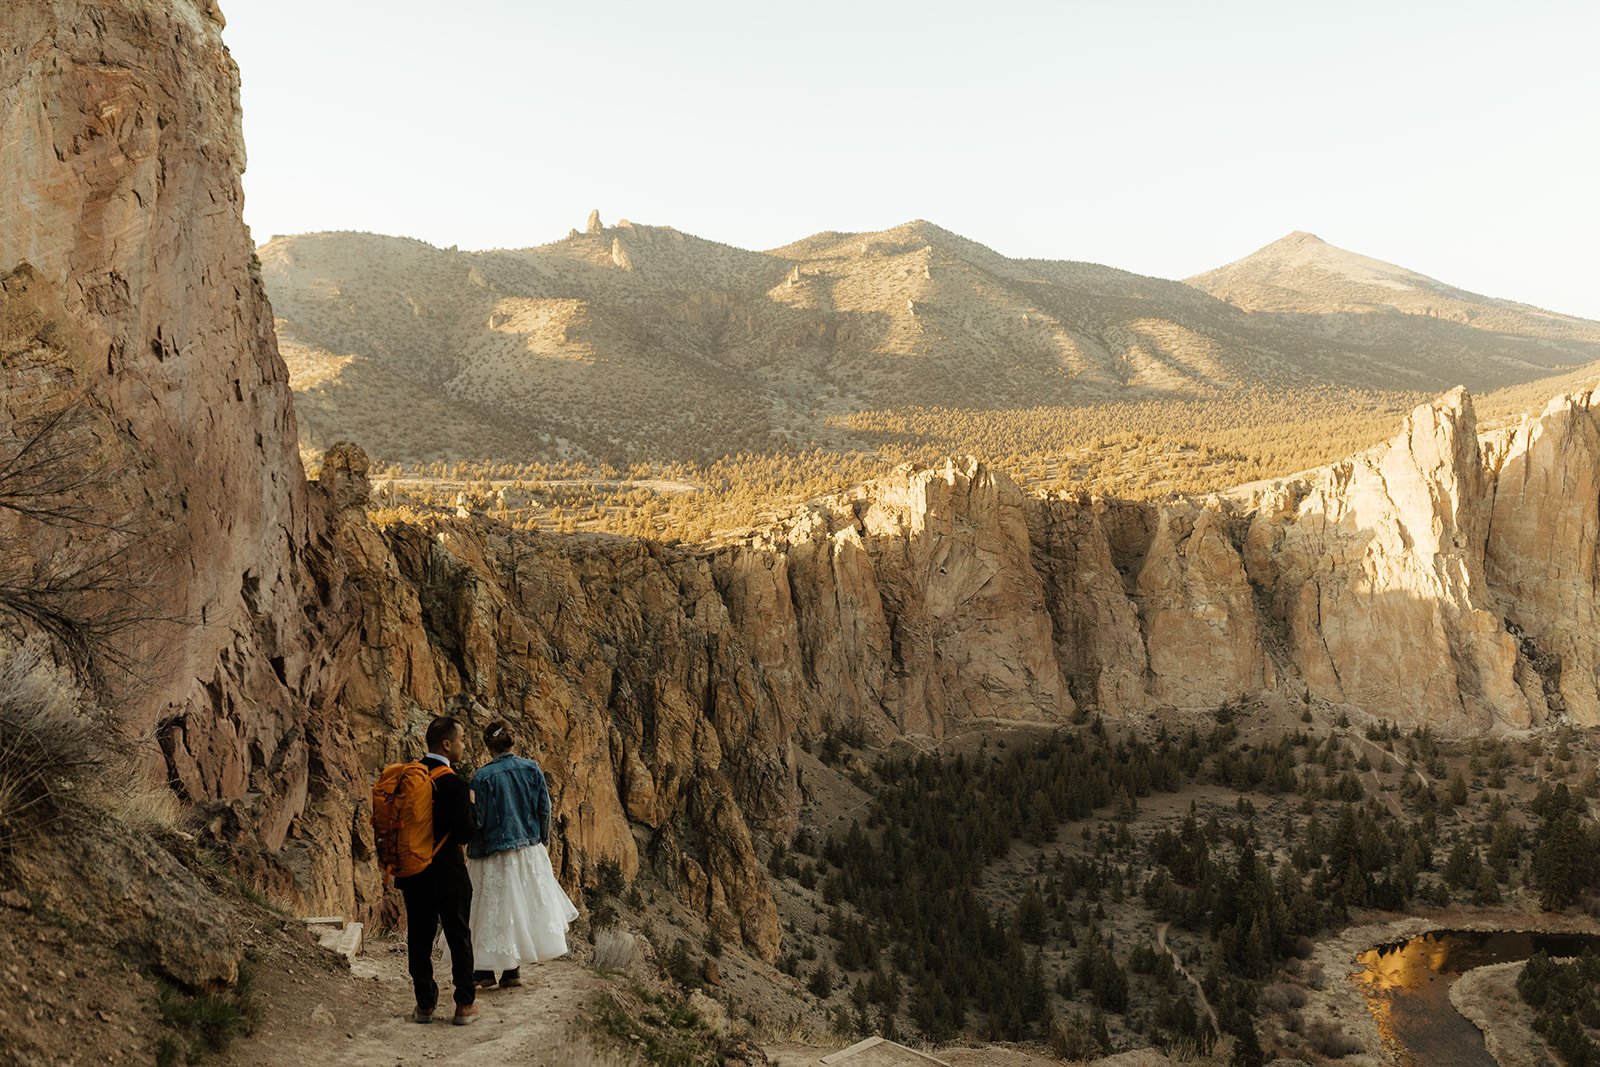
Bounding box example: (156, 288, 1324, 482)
(224, 937, 603, 1066)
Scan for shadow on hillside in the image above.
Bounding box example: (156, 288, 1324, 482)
(1253, 309, 1600, 393)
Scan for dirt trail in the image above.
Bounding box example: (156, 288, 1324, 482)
(1348, 733, 1408, 819)
(224, 937, 606, 1066)
(1156, 923, 1220, 1041)
(385, 476, 701, 495)
(1308, 707, 1419, 819)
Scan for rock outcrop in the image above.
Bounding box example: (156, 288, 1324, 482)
(1237, 388, 1540, 732)
(1482, 387, 1600, 724)
(0, 0, 359, 910)
(1136, 500, 1274, 707)
(611, 236, 634, 271)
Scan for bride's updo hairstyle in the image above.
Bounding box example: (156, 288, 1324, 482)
(483, 720, 515, 754)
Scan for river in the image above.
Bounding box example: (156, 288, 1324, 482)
(1352, 929, 1600, 1066)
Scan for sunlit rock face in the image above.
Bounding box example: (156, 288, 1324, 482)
(856, 458, 1072, 731)
(1135, 500, 1274, 708)
(1025, 384, 1592, 732)
(1237, 388, 1542, 731)
(1481, 387, 1600, 727)
(0, 0, 358, 908)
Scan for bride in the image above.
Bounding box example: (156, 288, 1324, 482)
(466, 721, 579, 988)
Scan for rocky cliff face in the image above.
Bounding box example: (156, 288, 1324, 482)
(308, 386, 1600, 951)
(0, 0, 355, 918)
(321, 456, 1073, 957)
(1024, 385, 1596, 734)
(1482, 387, 1600, 725)
(1238, 389, 1539, 732)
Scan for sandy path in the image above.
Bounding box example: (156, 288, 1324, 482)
(387, 476, 701, 495)
(1155, 923, 1219, 1041)
(224, 936, 606, 1066)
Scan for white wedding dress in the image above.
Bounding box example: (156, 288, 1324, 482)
(467, 843, 579, 970)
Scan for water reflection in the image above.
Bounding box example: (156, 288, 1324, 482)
(1352, 930, 1600, 1067)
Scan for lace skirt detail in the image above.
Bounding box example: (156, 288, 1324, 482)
(467, 844, 579, 970)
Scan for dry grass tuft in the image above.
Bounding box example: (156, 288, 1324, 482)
(1305, 1018, 1364, 1058)
(592, 927, 639, 973)
(115, 782, 183, 832)
(0, 637, 103, 843)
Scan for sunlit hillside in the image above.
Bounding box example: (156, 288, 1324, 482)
(265, 219, 1600, 539)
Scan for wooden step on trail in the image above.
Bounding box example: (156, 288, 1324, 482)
(818, 1037, 952, 1066)
(301, 916, 364, 962)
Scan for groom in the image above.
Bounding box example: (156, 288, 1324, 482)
(395, 716, 479, 1025)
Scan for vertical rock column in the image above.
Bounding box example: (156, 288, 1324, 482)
(1483, 387, 1600, 725)
(1248, 389, 1538, 730)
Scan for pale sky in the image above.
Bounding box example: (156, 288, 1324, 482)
(223, 0, 1600, 319)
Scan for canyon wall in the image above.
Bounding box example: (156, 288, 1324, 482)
(307, 386, 1600, 952)
(0, 0, 362, 910)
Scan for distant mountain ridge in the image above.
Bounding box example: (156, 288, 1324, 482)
(260, 218, 1600, 466)
(1188, 230, 1597, 340)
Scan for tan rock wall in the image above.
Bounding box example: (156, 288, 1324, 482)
(2, 0, 312, 721)
(1137, 501, 1273, 707)
(1482, 388, 1600, 726)
(1240, 389, 1543, 730)
(859, 459, 1072, 730)
(0, 0, 360, 923)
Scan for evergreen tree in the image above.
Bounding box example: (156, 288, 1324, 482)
(1016, 884, 1049, 945)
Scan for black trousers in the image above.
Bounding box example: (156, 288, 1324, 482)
(400, 863, 475, 1008)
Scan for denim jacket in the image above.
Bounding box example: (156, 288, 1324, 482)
(467, 753, 552, 859)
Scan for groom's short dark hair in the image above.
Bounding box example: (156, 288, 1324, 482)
(425, 715, 461, 751)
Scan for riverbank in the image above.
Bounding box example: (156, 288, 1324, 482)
(1450, 962, 1555, 1067)
(1294, 902, 1600, 1066)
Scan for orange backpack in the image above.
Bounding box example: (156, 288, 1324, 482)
(372, 761, 453, 879)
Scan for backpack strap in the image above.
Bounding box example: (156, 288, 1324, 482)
(426, 761, 454, 855)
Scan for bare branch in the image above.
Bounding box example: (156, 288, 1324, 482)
(0, 391, 179, 691)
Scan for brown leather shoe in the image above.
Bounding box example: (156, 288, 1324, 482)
(412, 1004, 434, 1024)
(452, 1003, 479, 1026)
